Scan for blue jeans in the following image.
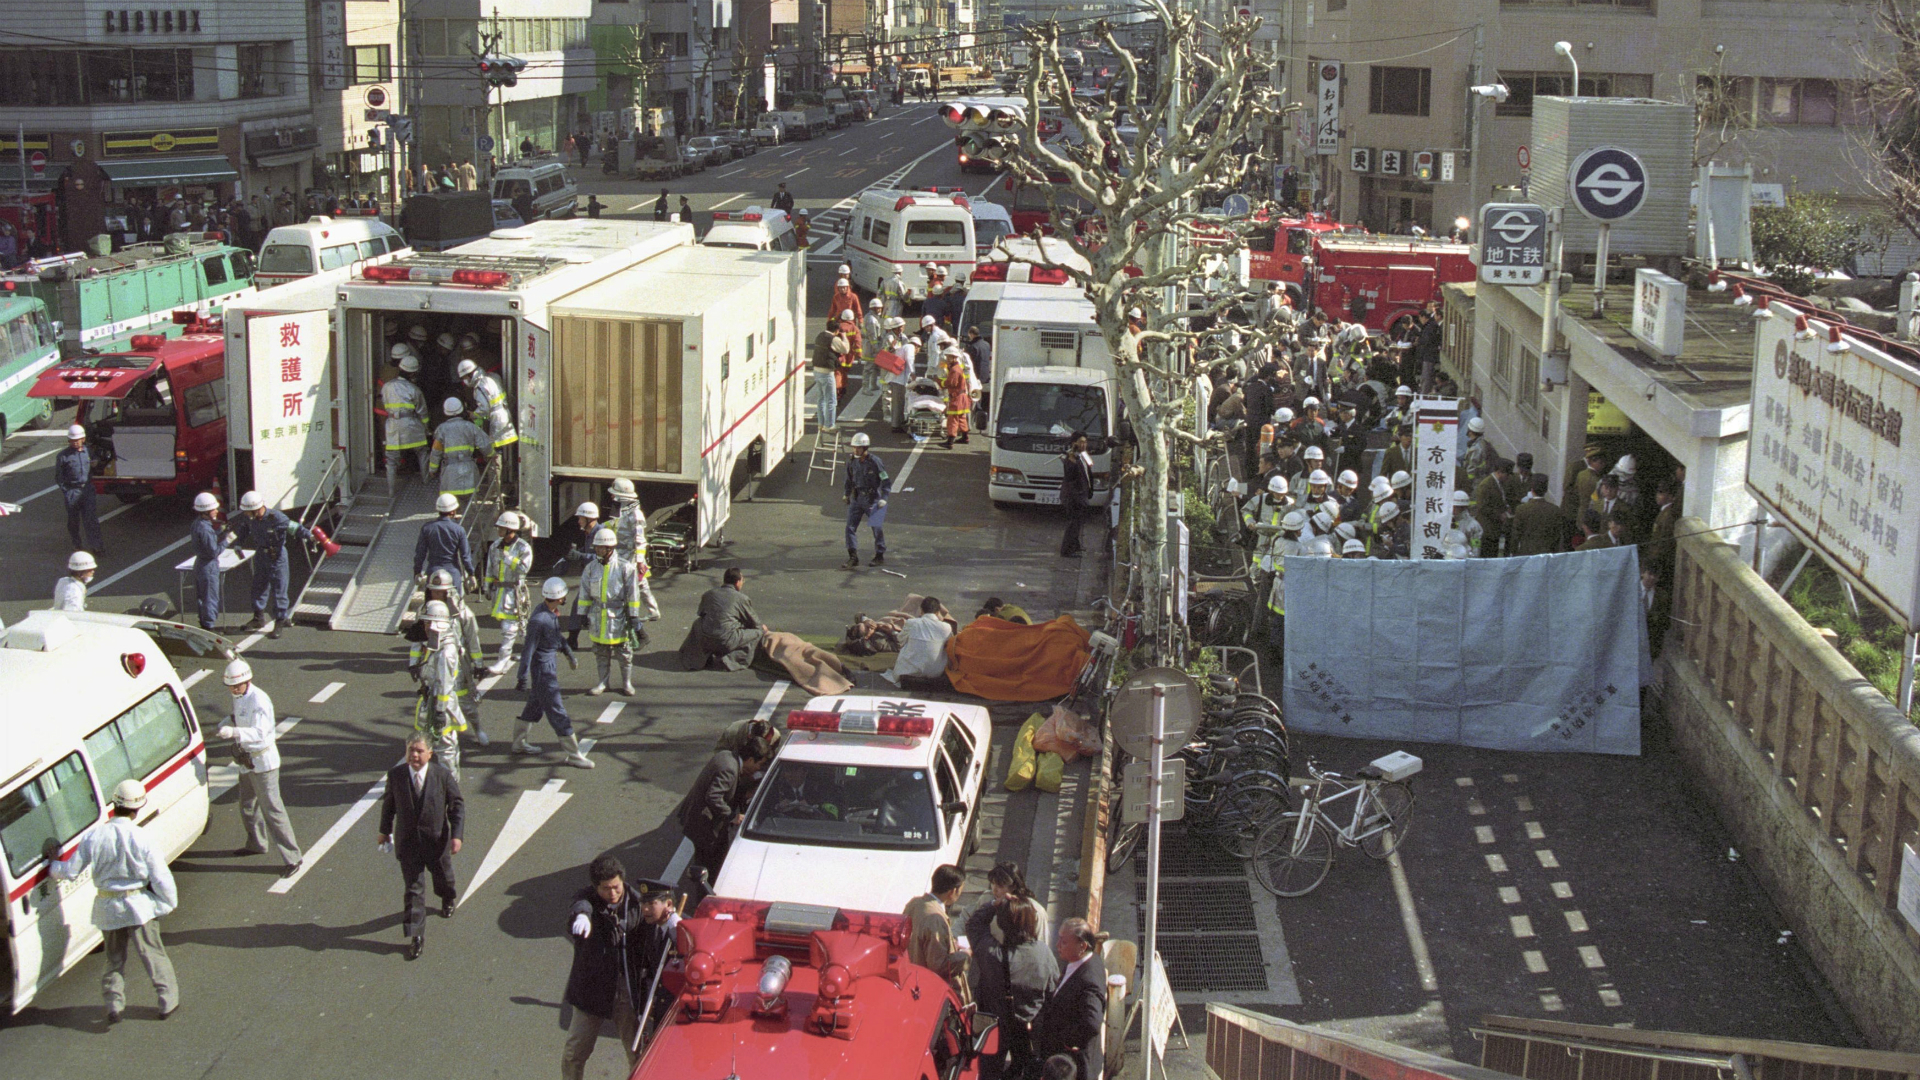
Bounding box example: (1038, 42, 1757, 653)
(846, 499, 885, 556)
(814, 370, 838, 430)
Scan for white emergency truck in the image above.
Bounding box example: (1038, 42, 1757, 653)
(0, 612, 211, 1013)
(844, 188, 977, 303)
(958, 235, 1089, 341)
(987, 285, 1118, 507)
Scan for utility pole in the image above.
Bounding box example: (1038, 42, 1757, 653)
(1465, 22, 1484, 239)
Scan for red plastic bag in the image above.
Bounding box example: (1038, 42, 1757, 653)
(1031, 703, 1099, 763)
(874, 349, 906, 375)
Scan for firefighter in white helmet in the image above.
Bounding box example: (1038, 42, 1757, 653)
(44, 778, 180, 1023)
(457, 359, 517, 496)
(483, 511, 535, 676)
(607, 478, 646, 567)
(1450, 490, 1484, 553)
(419, 568, 488, 745)
(415, 599, 467, 777)
(1267, 509, 1308, 657)
(217, 658, 303, 876)
(514, 577, 591, 767)
(53, 550, 96, 612)
(1240, 475, 1293, 637)
(428, 396, 490, 503)
(578, 527, 653, 697)
(382, 347, 430, 494)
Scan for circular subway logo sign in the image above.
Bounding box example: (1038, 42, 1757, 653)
(1567, 145, 1648, 223)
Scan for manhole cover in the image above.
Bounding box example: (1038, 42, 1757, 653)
(1152, 829, 1245, 877)
(1154, 933, 1269, 992)
(1136, 879, 1255, 935)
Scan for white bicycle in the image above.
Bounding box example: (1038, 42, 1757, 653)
(1250, 752, 1421, 897)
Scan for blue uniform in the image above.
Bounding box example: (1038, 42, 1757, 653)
(188, 517, 228, 629)
(56, 446, 102, 552)
(844, 452, 890, 558)
(414, 516, 474, 591)
(516, 604, 575, 736)
(226, 508, 313, 622)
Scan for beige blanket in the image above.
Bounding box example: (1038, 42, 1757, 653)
(762, 630, 854, 696)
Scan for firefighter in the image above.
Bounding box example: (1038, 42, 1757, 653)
(415, 600, 467, 778)
(383, 348, 431, 494)
(427, 397, 490, 506)
(861, 297, 885, 380)
(608, 478, 646, 567)
(419, 569, 488, 745)
(1266, 510, 1307, 656)
(578, 527, 656, 697)
(483, 511, 535, 676)
(226, 490, 319, 638)
(880, 267, 908, 320)
(457, 359, 517, 484)
(1240, 476, 1291, 635)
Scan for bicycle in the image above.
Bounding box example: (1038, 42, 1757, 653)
(1250, 753, 1421, 898)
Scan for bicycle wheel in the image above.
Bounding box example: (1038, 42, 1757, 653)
(1108, 821, 1145, 873)
(1359, 781, 1415, 860)
(1210, 781, 1292, 859)
(1252, 813, 1335, 897)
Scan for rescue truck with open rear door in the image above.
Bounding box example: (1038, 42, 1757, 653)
(631, 896, 1000, 1080)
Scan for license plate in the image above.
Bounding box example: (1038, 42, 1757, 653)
(1032, 490, 1061, 505)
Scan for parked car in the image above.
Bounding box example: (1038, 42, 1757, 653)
(684, 137, 730, 169)
(720, 130, 755, 158)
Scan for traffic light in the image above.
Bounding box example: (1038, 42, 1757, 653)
(478, 55, 526, 88)
(958, 130, 1014, 166)
(1413, 150, 1436, 182)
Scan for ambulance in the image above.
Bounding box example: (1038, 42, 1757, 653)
(844, 188, 977, 304)
(0, 612, 211, 1013)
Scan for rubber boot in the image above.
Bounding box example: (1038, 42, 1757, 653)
(386, 461, 398, 497)
(589, 653, 609, 696)
(510, 720, 540, 755)
(559, 734, 595, 769)
(619, 658, 635, 697)
(467, 708, 489, 747)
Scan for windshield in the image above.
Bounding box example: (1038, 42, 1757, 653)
(974, 219, 1014, 251)
(996, 382, 1108, 439)
(904, 219, 967, 248)
(960, 300, 997, 340)
(742, 761, 941, 851)
(258, 244, 315, 275)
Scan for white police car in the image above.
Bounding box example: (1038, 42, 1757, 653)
(713, 695, 992, 913)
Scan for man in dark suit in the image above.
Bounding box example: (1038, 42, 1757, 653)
(679, 736, 771, 889)
(677, 567, 769, 671)
(1032, 917, 1108, 1079)
(378, 733, 466, 960)
(1059, 431, 1095, 558)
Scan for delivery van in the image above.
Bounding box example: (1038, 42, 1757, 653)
(490, 159, 579, 223)
(256, 217, 405, 287)
(988, 286, 1117, 508)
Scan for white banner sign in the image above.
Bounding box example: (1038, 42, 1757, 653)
(246, 310, 333, 509)
(319, 1, 347, 91)
(1315, 62, 1342, 156)
(1411, 398, 1459, 559)
(1148, 950, 1178, 1058)
(1747, 314, 1920, 630)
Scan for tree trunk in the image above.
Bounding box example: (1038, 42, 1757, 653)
(1121, 363, 1174, 667)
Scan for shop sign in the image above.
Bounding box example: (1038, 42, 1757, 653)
(101, 128, 221, 157)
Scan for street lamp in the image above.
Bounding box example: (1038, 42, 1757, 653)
(1465, 82, 1508, 242)
(1554, 41, 1580, 97)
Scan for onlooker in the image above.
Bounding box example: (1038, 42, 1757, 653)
(904, 865, 971, 1004)
(1031, 918, 1108, 1080)
(679, 736, 770, 887)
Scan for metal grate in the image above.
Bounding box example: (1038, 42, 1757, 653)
(1154, 933, 1270, 993)
(1136, 879, 1256, 935)
(1153, 828, 1247, 877)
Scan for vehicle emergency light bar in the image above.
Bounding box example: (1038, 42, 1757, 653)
(786, 710, 936, 737)
(711, 211, 764, 222)
(128, 334, 167, 350)
(361, 264, 515, 288)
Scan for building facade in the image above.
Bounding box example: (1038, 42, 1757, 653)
(407, 0, 596, 169)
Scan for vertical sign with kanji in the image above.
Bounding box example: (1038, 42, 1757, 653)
(1316, 62, 1342, 156)
(319, 1, 347, 91)
(246, 309, 333, 509)
(1411, 398, 1460, 560)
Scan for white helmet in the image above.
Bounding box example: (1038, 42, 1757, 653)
(1444, 543, 1471, 560)
(436, 332, 456, 351)
(495, 511, 522, 530)
(67, 551, 97, 572)
(1307, 469, 1331, 487)
(1306, 536, 1336, 557)
(850, 432, 872, 448)
(837, 263, 851, 276)
(1302, 396, 1321, 409)
(1452, 490, 1472, 507)
(869, 297, 883, 308)
(1302, 445, 1324, 462)
(1336, 469, 1359, 489)
(591, 527, 618, 547)
(1311, 510, 1334, 534)
(1467, 416, 1486, 434)
(1369, 476, 1392, 500)
(574, 501, 600, 520)
(193, 492, 220, 513)
(436, 493, 460, 513)
(408, 324, 429, 343)
(389, 342, 417, 362)
(67, 423, 86, 440)
(1390, 470, 1412, 490)
(222, 658, 253, 686)
(422, 599, 451, 626)
(112, 779, 148, 811)
(841, 309, 856, 321)
(609, 477, 637, 501)
(1266, 475, 1288, 496)
(442, 396, 465, 417)
(1395, 385, 1413, 397)
(1610, 454, 1637, 478)
(1445, 528, 1469, 546)
(238, 490, 265, 512)
(427, 568, 456, 591)
(884, 317, 906, 331)
(921, 315, 936, 327)
(541, 577, 569, 600)
(1128, 307, 1143, 319)
(1280, 510, 1307, 533)
(1272, 407, 1294, 426)
(1342, 538, 1367, 555)
(397, 353, 421, 373)
(1377, 501, 1400, 522)
(459, 332, 480, 348)
(1334, 521, 1357, 541)
(455, 359, 478, 381)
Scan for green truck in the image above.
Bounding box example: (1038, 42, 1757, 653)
(1, 233, 256, 357)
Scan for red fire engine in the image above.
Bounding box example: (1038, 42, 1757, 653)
(632, 897, 999, 1080)
(1243, 212, 1349, 293)
(29, 312, 228, 502)
(1305, 234, 1475, 335)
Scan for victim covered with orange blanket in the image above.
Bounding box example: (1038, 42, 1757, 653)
(945, 614, 1093, 701)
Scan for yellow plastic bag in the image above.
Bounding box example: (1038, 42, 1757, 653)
(1005, 712, 1045, 791)
(1035, 747, 1066, 793)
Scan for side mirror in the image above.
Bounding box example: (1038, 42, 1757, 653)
(941, 799, 968, 816)
(971, 1016, 1001, 1058)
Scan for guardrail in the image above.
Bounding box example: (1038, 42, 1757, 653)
(1666, 517, 1920, 1048)
(1206, 1003, 1523, 1080)
(1474, 1015, 1920, 1080)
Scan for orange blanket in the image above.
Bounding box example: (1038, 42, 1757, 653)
(946, 615, 1092, 702)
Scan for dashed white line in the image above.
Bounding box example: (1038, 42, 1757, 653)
(12, 484, 56, 505)
(1509, 915, 1535, 938)
(310, 681, 346, 704)
(1598, 987, 1623, 1007)
(1498, 886, 1521, 904)
(1540, 991, 1565, 1012)
(1564, 910, 1589, 932)
(183, 669, 210, 689)
(1535, 849, 1560, 868)
(98, 498, 144, 524)
(92, 535, 190, 591)
(1550, 881, 1574, 898)
(268, 776, 385, 894)
(716, 166, 745, 177)
(1514, 796, 1533, 811)
(1485, 853, 1509, 873)
(1524, 821, 1545, 840)
(660, 679, 791, 886)
(1578, 945, 1605, 968)
(708, 193, 746, 209)
(1522, 950, 1548, 973)
(1473, 825, 1495, 844)
(787, 167, 811, 179)
(779, 146, 806, 157)
(0, 447, 58, 476)
(839, 146, 861, 156)
(594, 701, 626, 725)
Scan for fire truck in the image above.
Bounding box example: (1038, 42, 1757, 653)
(632, 897, 999, 1080)
(1241, 211, 1349, 295)
(28, 313, 229, 502)
(1305, 234, 1475, 335)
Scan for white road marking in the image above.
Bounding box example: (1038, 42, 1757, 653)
(99, 498, 144, 524)
(310, 681, 346, 704)
(1484, 853, 1509, 873)
(1524, 821, 1545, 839)
(1564, 909, 1589, 932)
(1387, 848, 1439, 993)
(234, 632, 265, 652)
(7, 429, 72, 438)
(779, 146, 806, 157)
(1473, 825, 1495, 844)
(92, 535, 190, 591)
(13, 484, 56, 505)
(1535, 849, 1559, 868)
(755, 679, 791, 720)
(1540, 992, 1565, 1012)
(268, 776, 386, 894)
(1498, 886, 1521, 904)
(459, 777, 572, 907)
(1599, 987, 1623, 1007)
(1522, 950, 1548, 974)
(913, 114, 939, 125)
(594, 701, 625, 725)
(1578, 945, 1605, 968)
(891, 439, 929, 490)
(716, 167, 745, 177)
(0, 447, 58, 476)
(708, 193, 746, 209)
(183, 669, 210, 689)
(1550, 881, 1573, 898)
(787, 167, 810, 180)
(208, 718, 300, 801)
(975, 176, 1003, 199)
(1509, 915, 1534, 938)
(840, 146, 861, 156)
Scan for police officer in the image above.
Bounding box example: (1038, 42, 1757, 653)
(483, 511, 534, 676)
(428, 396, 490, 505)
(45, 780, 180, 1023)
(54, 550, 95, 612)
(187, 492, 226, 630)
(420, 568, 488, 745)
(218, 659, 303, 876)
(579, 527, 655, 697)
(514, 577, 591, 767)
(416, 599, 468, 777)
(608, 478, 646, 567)
(457, 358, 517, 483)
(1241, 475, 1291, 635)
(383, 348, 430, 494)
(56, 423, 103, 554)
(226, 490, 317, 638)
(414, 492, 475, 593)
(561, 858, 678, 1079)
(843, 432, 890, 568)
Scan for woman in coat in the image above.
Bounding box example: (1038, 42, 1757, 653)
(999, 897, 1060, 1079)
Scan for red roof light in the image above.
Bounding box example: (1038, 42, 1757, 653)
(894, 196, 917, 212)
(362, 264, 413, 282)
(970, 261, 1009, 282)
(1029, 266, 1070, 285)
(129, 334, 166, 350)
(450, 269, 512, 287)
(120, 652, 147, 678)
(740, 212, 762, 222)
(786, 709, 936, 737)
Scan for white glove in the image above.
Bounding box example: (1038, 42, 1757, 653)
(377, 840, 394, 855)
(571, 913, 591, 938)
(877, 499, 887, 509)
(645, 600, 661, 621)
(216, 726, 236, 740)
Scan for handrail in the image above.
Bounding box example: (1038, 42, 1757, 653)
(1475, 1015, 1920, 1074)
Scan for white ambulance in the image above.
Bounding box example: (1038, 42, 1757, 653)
(844, 188, 978, 302)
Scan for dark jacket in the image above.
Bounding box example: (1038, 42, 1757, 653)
(1059, 452, 1094, 505)
(1032, 952, 1107, 1080)
(414, 516, 474, 577)
(379, 761, 465, 854)
(225, 507, 312, 565)
(679, 586, 764, 671)
(517, 603, 574, 685)
(563, 887, 674, 1019)
(55, 446, 94, 502)
(845, 452, 891, 506)
(1510, 498, 1565, 557)
(680, 750, 742, 841)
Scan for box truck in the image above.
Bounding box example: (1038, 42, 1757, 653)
(987, 285, 1118, 508)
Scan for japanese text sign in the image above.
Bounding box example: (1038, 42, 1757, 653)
(1411, 398, 1459, 560)
(1316, 62, 1342, 156)
(246, 309, 333, 510)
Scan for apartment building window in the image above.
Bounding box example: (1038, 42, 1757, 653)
(1516, 344, 1540, 416)
(1763, 78, 1843, 125)
(1494, 71, 1652, 117)
(1369, 66, 1430, 116)
(1491, 322, 1514, 394)
(238, 43, 278, 97)
(349, 44, 390, 86)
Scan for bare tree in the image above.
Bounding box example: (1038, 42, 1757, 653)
(989, 2, 1288, 660)
(1688, 54, 1764, 168)
(1861, 0, 1920, 242)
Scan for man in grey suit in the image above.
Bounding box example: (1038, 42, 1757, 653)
(677, 567, 769, 671)
(679, 737, 771, 888)
(378, 733, 466, 960)
(1032, 917, 1109, 1079)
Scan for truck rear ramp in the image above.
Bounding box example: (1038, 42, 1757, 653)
(298, 479, 438, 634)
